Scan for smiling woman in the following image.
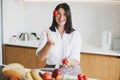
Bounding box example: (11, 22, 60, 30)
(36, 3, 82, 76)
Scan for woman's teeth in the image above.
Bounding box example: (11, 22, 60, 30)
(59, 20, 65, 22)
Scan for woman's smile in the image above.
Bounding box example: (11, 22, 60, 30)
(58, 19, 65, 23)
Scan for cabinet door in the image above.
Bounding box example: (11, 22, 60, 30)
(4, 45, 37, 68)
(80, 52, 120, 80)
(23, 47, 37, 68)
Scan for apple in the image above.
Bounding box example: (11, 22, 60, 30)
(53, 10, 58, 16)
(52, 78, 56, 80)
(55, 75, 62, 80)
(62, 58, 68, 65)
(52, 68, 62, 78)
(42, 72, 52, 80)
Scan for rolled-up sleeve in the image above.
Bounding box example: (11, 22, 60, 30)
(69, 31, 81, 63)
(36, 31, 47, 56)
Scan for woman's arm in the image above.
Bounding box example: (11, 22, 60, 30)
(38, 32, 55, 61)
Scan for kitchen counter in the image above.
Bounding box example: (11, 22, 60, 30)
(5, 40, 40, 48)
(4, 40, 120, 57)
(81, 45, 120, 57)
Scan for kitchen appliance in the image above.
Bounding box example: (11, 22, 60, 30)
(19, 33, 37, 41)
(101, 31, 112, 50)
(112, 38, 120, 50)
(19, 33, 29, 41)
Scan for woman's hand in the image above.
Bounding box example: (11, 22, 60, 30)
(62, 58, 79, 68)
(62, 58, 70, 68)
(46, 32, 55, 46)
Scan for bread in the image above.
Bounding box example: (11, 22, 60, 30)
(2, 63, 25, 77)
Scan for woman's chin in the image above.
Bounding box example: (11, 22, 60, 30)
(58, 24, 65, 27)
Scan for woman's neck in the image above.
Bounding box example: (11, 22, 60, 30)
(58, 26, 64, 37)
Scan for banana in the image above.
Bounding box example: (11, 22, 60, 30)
(31, 69, 43, 80)
(25, 72, 33, 80)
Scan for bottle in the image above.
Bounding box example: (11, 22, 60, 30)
(101, 31, 112, 50)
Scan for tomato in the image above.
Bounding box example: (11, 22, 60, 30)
(83, 75, 88, 80)
(62, 58, 68, 65)
(53, 10, 58, 16)
(78, 77, 84, 80)
(77, 74, 83, 79)
(78, 74, 88, 80)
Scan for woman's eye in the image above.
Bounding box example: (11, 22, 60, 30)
(57, 12, 60, 15)
(64, 13, 66, 16)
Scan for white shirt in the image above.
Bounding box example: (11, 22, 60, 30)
(36, 28, 81, 66)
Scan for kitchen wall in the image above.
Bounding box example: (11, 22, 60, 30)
(3, 0, 24, 43)
(3, 0, 120, 46)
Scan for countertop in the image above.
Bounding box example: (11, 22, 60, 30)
(5, 40, 39, 48)
(81, 45, 120, 57)
(4, 40, 120, 57)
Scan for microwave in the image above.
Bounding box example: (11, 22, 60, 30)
(112, 38, 120, 50)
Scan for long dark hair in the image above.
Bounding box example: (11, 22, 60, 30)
(49, 3, 75, 34)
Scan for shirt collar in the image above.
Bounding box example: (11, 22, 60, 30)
(55, 27, 66, 40)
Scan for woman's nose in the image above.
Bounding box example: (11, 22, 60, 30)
(59, 14, 64, 20)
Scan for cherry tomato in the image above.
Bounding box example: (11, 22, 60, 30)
(78, 74, 88, 80)
(53, 10, 58, 16)
(77, 74, 83, 79)
(62, 58, 68, 65)
(83, 75, 88, 80)
(78, 77, 84, 80)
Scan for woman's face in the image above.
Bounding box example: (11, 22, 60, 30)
(55, 8, 67, 27)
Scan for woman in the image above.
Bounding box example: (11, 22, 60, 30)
(36, 3, 82, 76)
